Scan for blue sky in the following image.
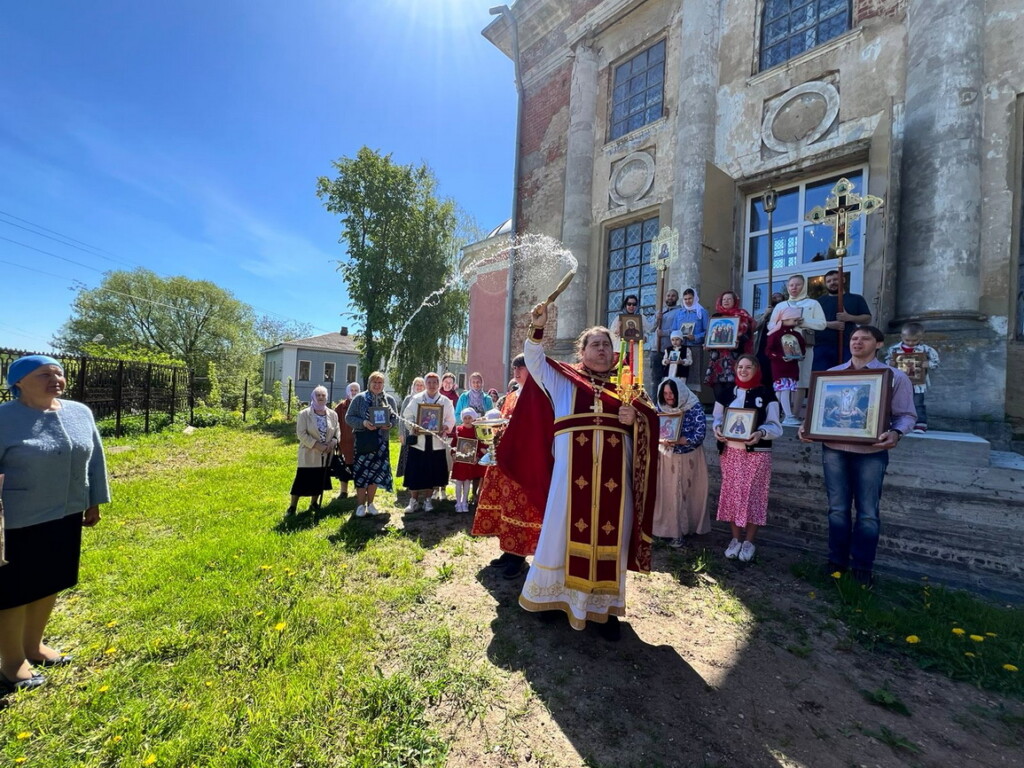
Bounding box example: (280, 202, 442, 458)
(0, 0, 516, 351)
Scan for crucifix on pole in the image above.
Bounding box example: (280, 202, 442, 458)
(648, 226, 680, 350)
(805, 178, 884, 352)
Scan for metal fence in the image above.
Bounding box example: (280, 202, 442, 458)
(0, 348, 189, 436)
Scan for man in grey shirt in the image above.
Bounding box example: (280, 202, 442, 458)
(799, 326, 917, 586)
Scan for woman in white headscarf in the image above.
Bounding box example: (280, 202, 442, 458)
(652, 377, 710, 548)
(767, 274, 826, 415)
(676, 287, 710, 387)
(287, 385, 339, 515)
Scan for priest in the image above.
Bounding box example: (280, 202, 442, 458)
(516, 301, 658, 640)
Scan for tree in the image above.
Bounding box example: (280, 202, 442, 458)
(56, 268, 259, 398)
(317, 147, 474, 394)
(253, 315, 314, 351)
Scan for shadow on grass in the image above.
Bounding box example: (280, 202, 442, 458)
(273, 494, 358, 535)
(328, 513, 394, 552)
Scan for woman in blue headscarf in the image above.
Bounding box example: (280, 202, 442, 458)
(0, 355, 110, 694)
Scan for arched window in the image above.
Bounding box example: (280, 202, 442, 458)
(760, 0, 851, 71)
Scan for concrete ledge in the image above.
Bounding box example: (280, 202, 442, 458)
(701, 422, 1024, 601)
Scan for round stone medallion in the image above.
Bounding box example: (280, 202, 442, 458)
(609, 151, 655, 206)
(762, 81, 840, 154)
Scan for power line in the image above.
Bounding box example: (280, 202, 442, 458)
(0, 214, 135, 268)
(1, 212, 340, 335)
(0, 235, 106, 274)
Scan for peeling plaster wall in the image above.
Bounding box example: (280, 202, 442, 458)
(489, 0, 1024, 430)
(716, 0, 907, 326)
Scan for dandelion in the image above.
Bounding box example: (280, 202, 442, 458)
(113, 736, 123, 743)
(965, 652, 976, 658)
(15, 758, 27, 764)
(143, 755, 157, 766)
(951, 628, 965, 636)
(106, 620, 118, 628)
(808, 591, 816, 599)
(831, 571, 842, 579)
(970, 634, 985, 642)
(273, 621, 287, 631)
(905, 635, 921, 644)
(99, 685, 110, 693)
(259, 565, 272, 571)
(16, 732, 32, 740)
(205, 681, 213, 687)
(105, 647, 117, 654)
(1003, 664, 1019, 672)
(985, 632, 998, 637)
(253, 611, 264, 617)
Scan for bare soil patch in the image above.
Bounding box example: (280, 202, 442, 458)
(395, 507, 1024, 768)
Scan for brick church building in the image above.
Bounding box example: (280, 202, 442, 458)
(466, 0, 1024, 445)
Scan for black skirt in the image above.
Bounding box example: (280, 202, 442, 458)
(290, 466, 333, 497)
(0, 512, 84, 610)
(403, 445, 450, 491)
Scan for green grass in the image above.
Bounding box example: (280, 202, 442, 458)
(1, 426, 474, 767)
(793, 560, 1024, 696)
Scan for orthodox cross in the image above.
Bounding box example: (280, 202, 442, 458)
(648, 226, 680, 353)
(805, 178, 884, 351)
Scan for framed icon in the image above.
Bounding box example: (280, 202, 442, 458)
(679, 321, 696, 339)
(454, 437, 480, 464)
(369, 406, 389, 426)
(804, 368, 893, 444)
(705, 316, 740, 350)
(658, 412, 683, 442)
(721, 408, 757, 441)
(892, 352, 927, 386)
(416, 403, 443, 433)
(618, 313, 643, 341)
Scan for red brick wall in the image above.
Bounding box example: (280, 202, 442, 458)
(517, 62, 572, 233)
(854, 0, 905, 23)
(466, 267, 511, 394)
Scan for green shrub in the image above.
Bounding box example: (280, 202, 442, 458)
(96, 412, 177, 438)
(189, 406, 243, 428)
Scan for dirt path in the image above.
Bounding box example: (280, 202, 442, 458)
(396, 509, 1023, 768)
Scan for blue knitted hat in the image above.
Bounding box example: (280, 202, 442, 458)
(6, 355, 63, 397)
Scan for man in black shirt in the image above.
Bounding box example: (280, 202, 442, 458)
(814, 270, 872, 370)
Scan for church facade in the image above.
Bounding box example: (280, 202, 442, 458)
(480, 0, 1024, 442)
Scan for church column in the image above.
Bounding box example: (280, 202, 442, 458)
(557, 41, 599, 344)
(671, 0, 720, 292)
(897, 0, 984, 323)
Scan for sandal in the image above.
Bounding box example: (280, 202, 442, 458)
(0, 672, 46, 694)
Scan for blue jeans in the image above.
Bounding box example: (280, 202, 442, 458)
(822, 446, 889, 572)
(913, 391, 926, 427)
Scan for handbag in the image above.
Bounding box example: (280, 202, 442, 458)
(355, 429, 379, 455)
(329, 453, 351, 480)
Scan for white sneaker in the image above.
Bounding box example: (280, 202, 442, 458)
(367, 503, 379, 516)
(739, 541, 756, 562)
(725, 538, 742, 559)
(404, 500, 420, 514)
(782, 416, 802, 426)
(423, 499, 434, 512)
(355, 504, 367, 517)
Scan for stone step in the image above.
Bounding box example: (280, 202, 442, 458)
(699, 422, 1024, 601)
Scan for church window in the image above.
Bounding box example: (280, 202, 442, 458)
(743, 167, 867, 315)
(606, 215, 660, 327)
(609, 40, 665, 141)
(760, 0, 851, 71)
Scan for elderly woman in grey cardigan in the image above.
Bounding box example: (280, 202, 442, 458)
(287, 385, 340, 515)
(0, 355, 110, 694)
